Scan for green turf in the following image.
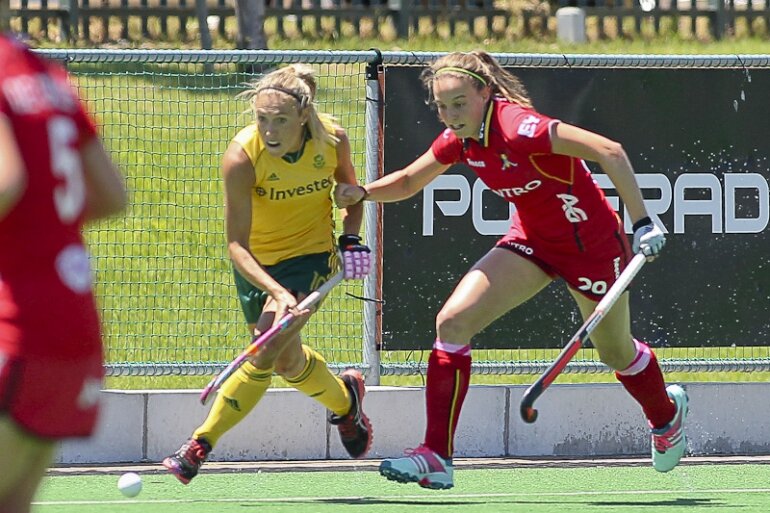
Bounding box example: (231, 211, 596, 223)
(35, 464, 770, 512)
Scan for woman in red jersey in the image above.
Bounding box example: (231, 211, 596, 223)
(335, 51, 687, 489)
(0, 35, 127, 512)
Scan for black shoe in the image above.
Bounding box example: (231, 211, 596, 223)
(162, 437, 212, 484)
(329, 369, 373, 459)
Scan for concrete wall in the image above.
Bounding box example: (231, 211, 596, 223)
(57, 382, 770, 464)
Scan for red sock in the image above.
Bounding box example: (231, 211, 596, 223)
(423, 341, 471, 460)
(615, 340, 675, 429)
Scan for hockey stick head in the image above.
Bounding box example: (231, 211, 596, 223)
(521, 405, 538, 424)
(520, 384, 541, 423)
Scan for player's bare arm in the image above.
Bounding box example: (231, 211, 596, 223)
(332, 127, 372, 280)
(333, 128, 363, 235)
(550, 122, 649, 224)
(222, 141, 296, 314)
(551, 122, 665, 258)
(81, 136, 127, 221)
(335, 148, 450, 207)
(0, 115, 26, 219)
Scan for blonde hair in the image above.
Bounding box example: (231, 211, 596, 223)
(239, 64, 339, 155)
(421, 51, 532, 109)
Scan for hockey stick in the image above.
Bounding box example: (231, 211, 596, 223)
(520, 252, 647, 423)
(199, 268, 345, 405)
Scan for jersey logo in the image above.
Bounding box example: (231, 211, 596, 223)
(56, 244, 93, 294)
(267, 173, 280, 181)
(517, 115, 541, 138)
(492, 179, 542, 198)
(224, 396, 241, 411)
(467, 159, 486, 168)
(313, 155, 325, 169)
(265, 178, 333, 201)
(500, 240, 534, 256)
(255, 186, 267, 197)
(500, 154, 517, 170)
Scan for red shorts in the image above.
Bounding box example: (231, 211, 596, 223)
(0, 351, 104, 439)
(496, 217, 633, 301)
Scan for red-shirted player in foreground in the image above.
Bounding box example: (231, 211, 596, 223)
(335, 51, 687, 489)
(0, 34, 127, 512)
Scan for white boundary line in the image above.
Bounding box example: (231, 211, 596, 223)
(32, 488, 770, 506)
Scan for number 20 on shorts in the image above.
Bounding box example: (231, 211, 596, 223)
(577, 277, 607, 295)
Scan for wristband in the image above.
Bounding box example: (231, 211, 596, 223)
(356, 185, 369, 204)
(338, 234, 364, 248)
(632, 216, 652, 232)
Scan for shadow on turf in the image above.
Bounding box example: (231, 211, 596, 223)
(229, 497, 734, 509)
(237, 498, 727, 508)
(316, 498, 487, 506)
(590, 498, 724, 507)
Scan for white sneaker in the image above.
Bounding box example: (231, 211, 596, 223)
(651, 384, 689, 472)
(379, 445, 454, 489)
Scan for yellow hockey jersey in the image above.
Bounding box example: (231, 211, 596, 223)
(232, 123, 338, 266)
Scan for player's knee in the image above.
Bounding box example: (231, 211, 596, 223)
(592, 330, 635, 370)
(596, 348, 630, 371)
(247, 333, 291, 369)
(436, 308, 474, 341)
(272, 343, 306, 377)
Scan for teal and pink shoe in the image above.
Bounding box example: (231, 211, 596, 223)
(651, 384, 689, 472)
(380, 444, 454, 489)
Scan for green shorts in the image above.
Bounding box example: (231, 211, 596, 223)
(233, 252, 337, 324)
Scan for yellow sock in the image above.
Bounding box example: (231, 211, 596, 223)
(193, 362, 272, 446)
(284, 345, 350, 416)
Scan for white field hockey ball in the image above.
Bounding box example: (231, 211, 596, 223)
(117, 472, 143, 497)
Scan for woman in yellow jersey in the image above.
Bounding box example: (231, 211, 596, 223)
(163, 64, 373, 484)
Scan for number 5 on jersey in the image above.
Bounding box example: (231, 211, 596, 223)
(49, 116, 86, 223)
